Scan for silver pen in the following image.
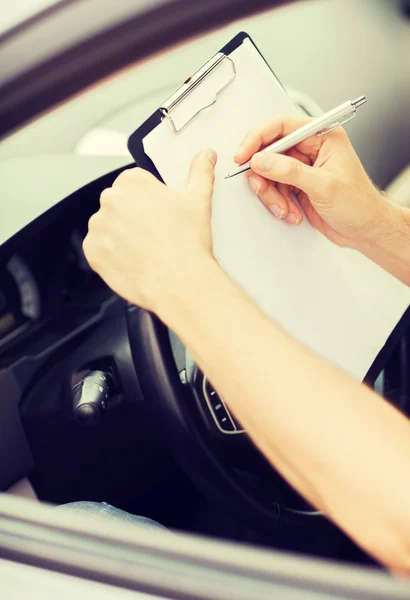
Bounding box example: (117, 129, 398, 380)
(225, 96, 367, 179)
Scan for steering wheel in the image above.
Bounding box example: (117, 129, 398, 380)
(127, 305, 322, 532)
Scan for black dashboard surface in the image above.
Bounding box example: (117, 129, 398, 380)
(0, 166, 128, 490)
(0, 165, 188, 504)
(0, 168, 122, 369)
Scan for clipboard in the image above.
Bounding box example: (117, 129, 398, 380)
(128, 32, 283, 182)
(127, 32, 410, 383)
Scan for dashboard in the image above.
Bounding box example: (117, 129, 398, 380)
(0, 165, 154, 493)
(0, 255, 41, 341)
(0, 170, 121, 369)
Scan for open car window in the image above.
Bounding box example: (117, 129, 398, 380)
(1, 495, 410, 600)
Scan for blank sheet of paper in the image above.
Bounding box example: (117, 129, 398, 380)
(143, 38, 410, 380)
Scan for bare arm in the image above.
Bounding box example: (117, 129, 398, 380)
(83, 147, 410, 573)
(159, 256, 410, 573)
(359, 201, 410, 286)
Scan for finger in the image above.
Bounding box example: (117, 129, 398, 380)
(277, 182, 291, 205)
(234, 131, 263, 164)
(285, 148, 311, 195)
(277, 183, 303, 226)
(250, 152, 326, 198)
(187, 148, 217, 199)
(86, 211, 101, 233)
(234, 115, 322, 164)
(99, 187, 116, 209)
(247, 172, 289, 218)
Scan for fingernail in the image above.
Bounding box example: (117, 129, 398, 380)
(207, 149, 217, 166)
(253, 152, 273, 172)
(286, 213, 300, 226)
(270, 205, 285, 219)
(248, 176, 260, 195)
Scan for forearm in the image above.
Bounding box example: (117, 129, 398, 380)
(359, 199, 410, 285)
(158, 258, 410, 570)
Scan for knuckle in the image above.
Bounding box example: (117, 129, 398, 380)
(83, 229, 113, 270)
(122, 167, 138, 179)
(131, 167, 154, 182)
(257, 178, 269, 195)
(252, 131, 264, 149)
(82, 235, 96, 266)
(114, 170, 129, 186)
(82, 234, 90, 254)
(260, 196, 274, 211)
(87, 212, 100, 230)
(100, 188, 114, 207)
(280, 158, 298, 179)
(114, 167, 148, 186)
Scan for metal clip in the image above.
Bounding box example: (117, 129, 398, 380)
(317, 113, 356, 136)
(160, 53, 236, 133)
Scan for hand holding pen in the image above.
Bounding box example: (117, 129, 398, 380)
(226, 97, 367, 179)
(228, 97, 388, 250)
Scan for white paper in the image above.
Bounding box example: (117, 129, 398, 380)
(144, 39, 410, 380)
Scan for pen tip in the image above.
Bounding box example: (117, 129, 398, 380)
(224, 174, 231, 179)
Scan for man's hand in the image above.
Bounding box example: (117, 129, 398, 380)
(83, 148, 217, 312)
(235, 115, 389, 250)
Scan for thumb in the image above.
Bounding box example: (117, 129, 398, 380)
(187, 148, 217, 198)
(250, 151, 324, 197)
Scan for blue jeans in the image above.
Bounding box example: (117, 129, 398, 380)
(59, 501, 169, 532)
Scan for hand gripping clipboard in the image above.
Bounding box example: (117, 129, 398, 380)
(127, 32, 410, 384)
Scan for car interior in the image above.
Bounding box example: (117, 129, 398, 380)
(1, 0, 410, 581)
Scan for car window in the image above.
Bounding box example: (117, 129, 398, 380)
(0, 0, 409, 240)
